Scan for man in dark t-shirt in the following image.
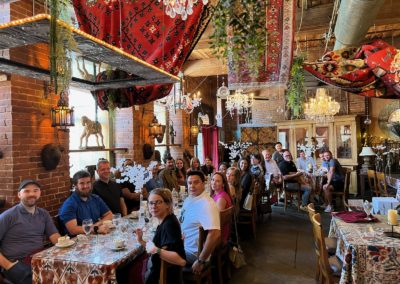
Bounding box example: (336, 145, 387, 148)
(93, 159, 127, 216)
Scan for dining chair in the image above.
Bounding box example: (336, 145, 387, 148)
(182, 227, 212, 284)
(213, 206, 234, 284)
(367, 169, 379, 196)
(344, 199, 364, 211)
(159, 259, 170, 284)
(375, 172, 391, 197)
(331, 168, 351, 209)
(238, 186, 258, 239)
(311, 213, 342, 284)
(282, 180, 302, 212)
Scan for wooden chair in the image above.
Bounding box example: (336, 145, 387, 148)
(311, 213, 342, 284)
(367, 169, 379, 196)
(159, 259, 169, 284)
(375, 172, 390, 197)
(213, 206, 234, 284)
(282, 180, 302, 212)
(343, 199, 364, 212)
(182, 227, 212, 284)
(238, 188, 257, 239)
(257, 174, 273, 221)
(331, 168, 351, 209)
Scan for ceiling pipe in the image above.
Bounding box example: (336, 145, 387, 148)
(334, 0, 385, 50)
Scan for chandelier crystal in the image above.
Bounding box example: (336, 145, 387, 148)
(158, 0, 209, 20)
(304, 88, 340, 123)
(226, 89, 254, 117)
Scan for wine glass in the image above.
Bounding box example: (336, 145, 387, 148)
(113, 213, 122, 228)
(363, 200, 373, 220)
(82, 219, 93, 236)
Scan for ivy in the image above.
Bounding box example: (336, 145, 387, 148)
(210, 0, 266, 79)
(286, 56, 306, 119)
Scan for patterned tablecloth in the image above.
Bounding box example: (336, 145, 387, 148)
(386, 175, 400, 201)
(32, 217, 150, 284)
(329, 215, 400, 284)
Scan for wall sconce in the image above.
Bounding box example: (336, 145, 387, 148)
(51, 91, 74, 131)
(149, 116, 166, 143)
(190, 124, 199, 145)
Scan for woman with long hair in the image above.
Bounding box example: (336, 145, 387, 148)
(135, 188, 186, 284)
(226, 167, 241, 201)
(175, 158, 186, 187)
(211, 172, 232, 244)
(239, 157, 253, 209)
(187, 157, 202, 173)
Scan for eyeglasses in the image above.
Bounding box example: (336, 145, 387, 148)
(149, 200, 164, 206)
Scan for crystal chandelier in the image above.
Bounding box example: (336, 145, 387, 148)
(304, 88, 340, 123)
(158, 0, 209, 20)
(226, 89, 254, 117)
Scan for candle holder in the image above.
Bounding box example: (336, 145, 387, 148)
(383, 225, 400, 238)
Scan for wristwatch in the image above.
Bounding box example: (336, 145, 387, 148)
(197, 258, 207, 265)
(93, 225, 99, 234)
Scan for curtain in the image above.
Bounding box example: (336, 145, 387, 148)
(72, 0, 212, 109)
(212, 127, 219, 170)
(201, 126, 212, 165)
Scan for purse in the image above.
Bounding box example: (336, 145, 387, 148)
(243, 193, 253, 211)
(229, 245, 247, 269)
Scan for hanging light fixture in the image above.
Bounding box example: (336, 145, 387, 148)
(304, 88, 340, 123)
(149, 116, 166, 143)
(51, 91, 75, 131)
(225, 89, 254, 117)
(158, 0, 209, 20)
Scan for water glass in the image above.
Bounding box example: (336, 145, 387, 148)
(113, 213, 122, 228)
(82, 219, 93, 235)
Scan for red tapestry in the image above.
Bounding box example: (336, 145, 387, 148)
(72, 0, 211, 109)
(228, 0, 296, 89)
(303, 40, 400, 98)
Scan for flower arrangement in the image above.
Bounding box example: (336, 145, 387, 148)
(219, 141, 252, 160)
(296, 143, 317, 158)
(114, 161, 153, 190)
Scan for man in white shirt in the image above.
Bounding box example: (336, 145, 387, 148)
(180, 171, 220, 274)
(296, 150, 317, 173)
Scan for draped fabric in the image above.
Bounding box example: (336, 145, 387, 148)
(212, 127, 219, 170)
(303, 40, 400, 98)
(228, 0, 296, 89)
(72, 0, 212, 109)
(201, 126, 212, 166)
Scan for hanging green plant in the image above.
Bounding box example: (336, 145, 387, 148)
(286, 56, 306, 119)
(210, 0, 266, 79)
(50, 0, 77, 95)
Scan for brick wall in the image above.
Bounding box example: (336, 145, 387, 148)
(0, 1, 70, 216)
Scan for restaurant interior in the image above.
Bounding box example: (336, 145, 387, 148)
(0, 0, 400, 283)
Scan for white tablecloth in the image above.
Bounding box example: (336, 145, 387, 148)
(372, 197, 400, 214)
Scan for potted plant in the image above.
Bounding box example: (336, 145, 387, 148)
(286, 56, 306, 119)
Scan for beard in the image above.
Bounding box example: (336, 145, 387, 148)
(21, 197, 38, 207)
(76, 188, 92, 198)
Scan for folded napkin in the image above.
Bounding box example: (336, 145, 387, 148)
(332, 211, 379, 223)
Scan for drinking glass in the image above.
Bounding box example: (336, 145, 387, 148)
(82, 219, 93, 236)
(363, 201, 373, 220)
(113, 213, 122, 228)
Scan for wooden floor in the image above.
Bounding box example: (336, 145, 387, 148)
(230, 204, 331, 284)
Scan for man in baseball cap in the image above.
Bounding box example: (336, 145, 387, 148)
(0, 179, 60, 284)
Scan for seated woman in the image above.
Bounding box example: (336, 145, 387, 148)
(218, 162, 229, 176)
(186, 157, 202, 174)
(211, 172, 233, 244)
(239, 158, 253, 209)
(226, 167, 241, 202)
(175, 158, 187, 187)
(135, 188, 186, 284)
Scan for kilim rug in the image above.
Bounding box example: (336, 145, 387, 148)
(72, 0, 212, 109)
(228, 0, 296, 90)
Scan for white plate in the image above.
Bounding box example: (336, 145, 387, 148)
(109, 245, 126, 251)
(55, 240, 75, 248)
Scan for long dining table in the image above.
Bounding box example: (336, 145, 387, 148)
(329, 215, 400, 284)
(31, 216, 153, 284)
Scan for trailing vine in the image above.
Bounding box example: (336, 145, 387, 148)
(286, 56, 306, 119)
(210, 0, 266, 79)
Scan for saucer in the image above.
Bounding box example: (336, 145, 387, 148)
(55, 240, 74, 248)
(109, 245, 126, 251)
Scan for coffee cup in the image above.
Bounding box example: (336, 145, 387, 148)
(130, 211, 139, 218)
(114, 239, 125, 248)
(58, 236, 70, 246)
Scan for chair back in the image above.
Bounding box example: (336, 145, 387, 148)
(159, 259, 170, 284)
(375, 172, 388, 197)
(307, 203, 316, 221)
(197, 227, 207, 255)
(311, 213, 334, 284)
(220, 206, 234, 228)
(367, 169, 379, 196)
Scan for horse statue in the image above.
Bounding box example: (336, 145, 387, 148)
(79, 116, 105, 149)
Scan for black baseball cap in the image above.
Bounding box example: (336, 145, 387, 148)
(18, 179, 42, 191)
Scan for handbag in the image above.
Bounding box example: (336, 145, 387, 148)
(229, 200, 247, 269)
(243, 192, 253, 211)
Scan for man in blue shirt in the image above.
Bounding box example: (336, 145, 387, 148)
(59, 170, 112, 236)
(0, 179, 60, 284)
(321, 150, 344, 213)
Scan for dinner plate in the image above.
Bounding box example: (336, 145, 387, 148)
(55, 240, 75, 248)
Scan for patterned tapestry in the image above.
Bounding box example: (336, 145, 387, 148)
(228, 0, 296, 90)
(72, 0, 212, 109)
(304, 40, 400, 98)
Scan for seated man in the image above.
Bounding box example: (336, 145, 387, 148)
(180, 171, 221, 274)
(143, 160, 164, 197)
(93, 159, 128, 216)
(321, 150, 344, 213)
(158, 156, 178, 191)
(0, 180, 60, 284)
(59, 170, 112, 236)
(200, 156, 215, 176)
(296, 150, 317, 173)
(278, 151, 311, 212)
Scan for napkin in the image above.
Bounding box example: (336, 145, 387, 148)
(332, 211, 379, 223)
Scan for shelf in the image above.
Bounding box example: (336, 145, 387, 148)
(154, 144, 182, 147)
(69, 147, 128, 153)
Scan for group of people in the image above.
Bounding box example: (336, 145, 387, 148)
(0, 146, 345, 284)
